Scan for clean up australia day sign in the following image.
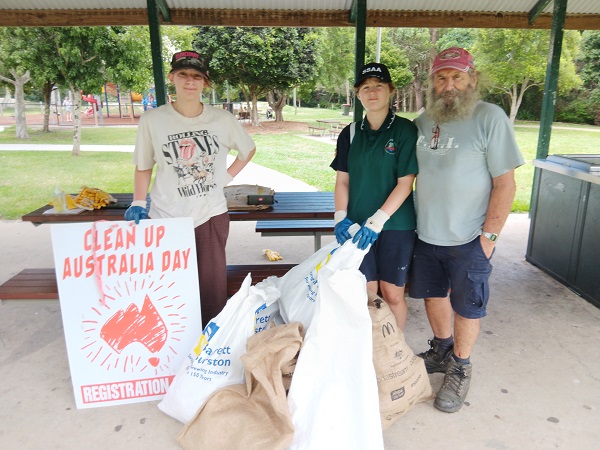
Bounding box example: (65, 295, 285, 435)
(51, 218, 201, 409)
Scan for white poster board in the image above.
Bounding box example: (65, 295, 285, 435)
(50, 218, 202, 409)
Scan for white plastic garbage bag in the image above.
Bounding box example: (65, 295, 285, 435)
(286, 239, 384, 450)
(275, 224, 360, 329)
(158, 275, 280, 423)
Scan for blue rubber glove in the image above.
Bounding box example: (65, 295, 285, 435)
(125, 201, 148, 224)
(352, 209, 390, 250)
(352, 225, 379, 250)
(334, 217, 353, 245)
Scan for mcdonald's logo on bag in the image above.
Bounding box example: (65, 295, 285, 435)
(382, 322, 395, 338)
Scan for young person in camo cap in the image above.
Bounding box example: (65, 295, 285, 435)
(330, 62, 419, 330)
(410, 47, 524, 413)
(125, 50, 256, 328)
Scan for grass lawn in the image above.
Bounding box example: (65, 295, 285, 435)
(1, 105, 599, 219)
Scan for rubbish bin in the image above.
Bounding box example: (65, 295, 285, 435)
(342, 104, 350, 116)
(526, 154, 600, 309)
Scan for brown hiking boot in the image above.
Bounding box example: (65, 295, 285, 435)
(434, 358, 472, 413)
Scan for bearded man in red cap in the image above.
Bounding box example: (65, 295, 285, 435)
(409, 48, 525, 413)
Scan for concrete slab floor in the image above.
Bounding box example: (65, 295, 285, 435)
(0, 214, 598, 450)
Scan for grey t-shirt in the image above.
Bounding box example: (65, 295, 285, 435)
(414, 101, 525, 246)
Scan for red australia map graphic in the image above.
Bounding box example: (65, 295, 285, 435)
(101, 295, 167, 365)
(80, 275, 188, 375)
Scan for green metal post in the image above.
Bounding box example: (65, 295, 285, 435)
(147, 0, 167, 107)
(529, 0, 553, 25)
(536, 0, 567, 160)
(353, 0, 367, 121)
(531, 0, 567, 217)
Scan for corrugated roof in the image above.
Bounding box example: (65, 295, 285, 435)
(2, 0, 599, 28)
(4, 0, 600, 13)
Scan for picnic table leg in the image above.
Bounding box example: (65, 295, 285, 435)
(314, 232, 323, 252)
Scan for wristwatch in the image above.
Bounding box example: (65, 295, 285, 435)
(482, 231, 498, 242)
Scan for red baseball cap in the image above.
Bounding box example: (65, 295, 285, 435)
(431, 47, 475, 75)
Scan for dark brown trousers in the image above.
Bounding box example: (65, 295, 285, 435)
(194, 212, 230, 328)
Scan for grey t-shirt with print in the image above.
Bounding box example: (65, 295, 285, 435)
(414, 101, 525, 246)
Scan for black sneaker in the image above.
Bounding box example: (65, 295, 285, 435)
(417, 338, 453, 374)
(434, 358, 472, 413)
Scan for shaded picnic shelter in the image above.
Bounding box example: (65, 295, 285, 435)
(3, 0, 600, 315)
(1, 1, 600, 448)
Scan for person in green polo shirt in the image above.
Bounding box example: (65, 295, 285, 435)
(330, 62, 418, 330)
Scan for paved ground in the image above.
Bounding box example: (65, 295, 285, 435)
(1, 150, 599, 449)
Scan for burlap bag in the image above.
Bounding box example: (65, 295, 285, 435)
(368, 291, 434, 430)
(177, 322, 303, 450)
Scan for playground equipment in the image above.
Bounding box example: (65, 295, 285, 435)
(81, 93, 99, 117)
(102, 83, 144, 119)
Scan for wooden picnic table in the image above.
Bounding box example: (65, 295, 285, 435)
(316, 119, 351, 133)
(21, 191, 335, 225)
(3, 191, 335, 301)
(316, 119, 341, 128)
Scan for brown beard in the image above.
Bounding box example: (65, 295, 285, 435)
(425, 82, 480, 124)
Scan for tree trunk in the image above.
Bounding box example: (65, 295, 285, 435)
(250, 91, 260, 126)
(268, 89, 286, 123)
(508, 78, 530, 126)
(14, 81, 29, 139)
(345, 80, 351, 106)
(71, 87, 82, 156)
(0, 70, 31, 139)
(42, 81, 53, 132)
(429, 28, 439, 73)
(412, 77, 424, 112)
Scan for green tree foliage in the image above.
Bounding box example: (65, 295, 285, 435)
(312, 27, 355, 106)
(436, 28, 476, 52)
(473, 29, 581, 124)
(0, 25, 194, 146)
(388, 28, 431, 111)
(193, 27, 319, 124)
(0, 27, 140, 146)
(0, 28, 35, 138)
(580, 30, 600, 90)
(365, 28, 412, 89)
(106, 26, 195, 96)
(579, 30, 600, 124)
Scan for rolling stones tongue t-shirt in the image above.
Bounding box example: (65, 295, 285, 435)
(133, 103, 255, 227)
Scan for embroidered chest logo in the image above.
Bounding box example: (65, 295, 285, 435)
(384, 139, 397, 155)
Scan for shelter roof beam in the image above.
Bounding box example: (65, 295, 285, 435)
(529, 0, 553, 25)
(1, 8, 599, 30)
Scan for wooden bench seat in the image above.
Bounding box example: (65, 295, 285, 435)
(330, 128, 341, 140)
(224, 264, 296, 296)
(308, 125, 326, 136)
(0, 264, 297, 301)
(256, 219, 334, 252)
(0, 268, 58, 300)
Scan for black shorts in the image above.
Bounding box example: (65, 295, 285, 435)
(408, 237, 494, 319)
(359, 229, 416, 287)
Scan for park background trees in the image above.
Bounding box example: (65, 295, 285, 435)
(193, 26, 319, 125)
(2, 24, 600, 143)
(473, 28, 581, 124)
(0, 25, 194, 152)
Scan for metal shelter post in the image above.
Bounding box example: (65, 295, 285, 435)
(350, 0, 367, 121)
(536, 0, 567, 160)
(530, 0, 568, 215)
(146, 0, 168, 107)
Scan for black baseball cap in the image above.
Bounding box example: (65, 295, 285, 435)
(170, 50, 209, 79)
(354, 62, 392, 87)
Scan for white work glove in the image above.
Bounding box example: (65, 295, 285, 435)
(352, 209, 390, 250)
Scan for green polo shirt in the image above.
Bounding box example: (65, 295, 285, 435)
(331, 111, 418, 230)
